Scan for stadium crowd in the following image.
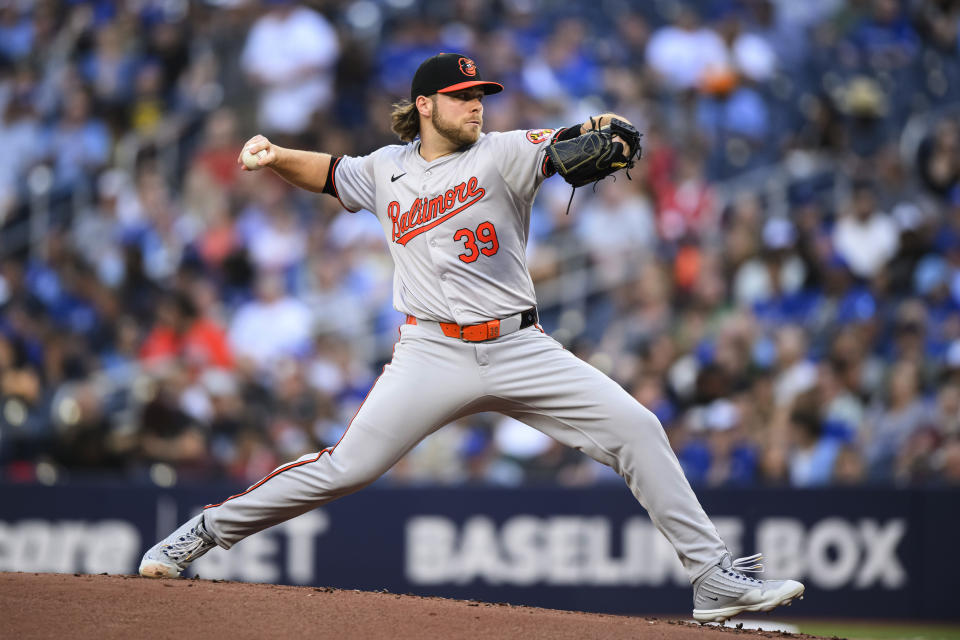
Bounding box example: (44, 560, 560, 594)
(1, 0, 960, 489)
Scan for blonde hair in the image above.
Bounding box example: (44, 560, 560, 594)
(390, 99, 421, 142)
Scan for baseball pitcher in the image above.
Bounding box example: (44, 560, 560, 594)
(139, 53, 804, 623)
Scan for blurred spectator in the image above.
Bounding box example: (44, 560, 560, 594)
(187, 107, 243, 192)
(0, 5, 34, 63)
(139, 290, 233, 374)
(300, 253, 371, 340)
(817, 358, 865, 441)
(863, 360, 929, 481)
(459, 424, 525, 486)
(846, 0, 919, 70)
(788, 409, 842, 486)
(773, 325, 818, 406)
(71, 169, 128, 286)
(521, 18, 600, 101)
(81, 19, 139, 113)
(834, 76, 891, 158)
(917, 117, 959, 199)
(654, 151, 717, 242)
(915, 0, 960, 55)
(124, 168, 192, 282)
(0, 80, 42, 221)
(248, 203, 307, 274)
(725, 9, 778, 83)
(733, 217, 806, 307)
(703, 399, 758, 486)
(832, 444, 867, 484)
(0, 331, 50, 468)
(46, 88, 111, 193)
(241, 1, 339, 137)
(832, 182, 900, 279)
(228, 271, 312, 371)
(645, 6, 727, 92)
(137, 376, 208, 472)
(142, 10, 190, 98)
(932, 376, 960, 438)
(128, 62, 166, 135)
(941, 438, 960, 484)
(576, 179, 656, 286)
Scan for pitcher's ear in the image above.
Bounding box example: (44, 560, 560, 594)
(415, 95, 435, 117)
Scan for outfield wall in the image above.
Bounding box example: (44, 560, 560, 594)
(1, 484, 957, 620)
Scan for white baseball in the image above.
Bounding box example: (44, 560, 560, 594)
(242, 148, 267, 171)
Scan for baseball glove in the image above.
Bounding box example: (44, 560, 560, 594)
(545, 118, 643, 188)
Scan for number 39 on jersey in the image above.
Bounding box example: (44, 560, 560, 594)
(454, 221, 499, 263)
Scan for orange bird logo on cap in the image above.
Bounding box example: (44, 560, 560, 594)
(458, 57, 477, 76)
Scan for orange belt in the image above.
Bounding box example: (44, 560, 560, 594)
(404, 307, 538, 343)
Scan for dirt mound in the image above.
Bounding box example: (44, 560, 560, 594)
(0, 572, 826, 640)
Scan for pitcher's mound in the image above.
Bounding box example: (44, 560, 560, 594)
(0, 572, 825, 640)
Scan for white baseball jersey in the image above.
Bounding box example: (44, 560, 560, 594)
(331, 129, 556, 324)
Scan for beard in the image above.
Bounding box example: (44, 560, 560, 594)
(431, 108, 481, 147)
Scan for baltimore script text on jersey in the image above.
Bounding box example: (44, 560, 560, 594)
(389, 175, 485, 245)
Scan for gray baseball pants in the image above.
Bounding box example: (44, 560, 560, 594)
(202, 322, 728, 582)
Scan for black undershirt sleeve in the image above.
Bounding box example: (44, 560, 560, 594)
(321, 156, 342, 196)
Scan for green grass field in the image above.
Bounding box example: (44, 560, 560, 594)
(797, 622, 960, 640)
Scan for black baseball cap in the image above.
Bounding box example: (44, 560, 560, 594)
(410, 53, 503, 101)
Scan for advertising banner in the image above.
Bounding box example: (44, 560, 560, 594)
(1, 484, 956, 619)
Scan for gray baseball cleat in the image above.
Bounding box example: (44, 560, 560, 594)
(139, 513, 216, 578)
(692, 553, 804, 624)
